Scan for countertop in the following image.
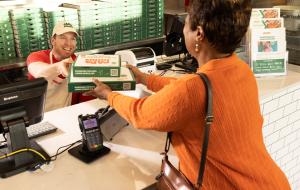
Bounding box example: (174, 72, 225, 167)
(256, 64, 300, 100)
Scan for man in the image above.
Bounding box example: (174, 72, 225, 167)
(27, 21, 85, 112)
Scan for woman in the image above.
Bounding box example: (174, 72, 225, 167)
(263, 41, 273, 52)
(85, 0, 291, 189)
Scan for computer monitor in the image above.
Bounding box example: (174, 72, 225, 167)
(164, 12, 198, 72)
(164, 12, 187, 56)
(0, 78, 49, 178)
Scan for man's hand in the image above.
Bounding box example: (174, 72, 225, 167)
(56, 57, 73, 77)
(83, 79, 112, 100)
(28, 57, 74, 80)
(126, 64, 149, 85)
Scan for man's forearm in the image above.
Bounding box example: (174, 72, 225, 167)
(28, 62, 60, 80)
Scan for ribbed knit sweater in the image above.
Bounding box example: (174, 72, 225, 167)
(107, 54, 291, 189)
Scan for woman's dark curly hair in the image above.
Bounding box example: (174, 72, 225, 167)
(188, 0, 252, 54)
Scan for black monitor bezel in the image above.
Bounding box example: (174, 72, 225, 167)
(0, 78, 47, 133)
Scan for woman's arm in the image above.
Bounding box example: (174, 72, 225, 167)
(127, 64, 177, 93)
(108, 78, 193, 132)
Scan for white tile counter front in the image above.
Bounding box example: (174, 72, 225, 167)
(257, 64, 300, 190)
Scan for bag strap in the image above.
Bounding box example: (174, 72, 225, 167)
(163, 73, 213, 189)
(196, 73, 213, 188)
(164, 132, 172, 153)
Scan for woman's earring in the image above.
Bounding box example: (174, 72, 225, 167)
(195, 43, 199, 52)
(195, 38, 199, 52)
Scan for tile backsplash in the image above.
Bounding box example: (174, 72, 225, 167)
(261, 84, 300, 189)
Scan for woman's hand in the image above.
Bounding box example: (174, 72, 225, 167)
(126, 64, 148, 85)
(83, 79, 112, 100)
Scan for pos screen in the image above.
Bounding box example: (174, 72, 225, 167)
(83, 118, 98, 129)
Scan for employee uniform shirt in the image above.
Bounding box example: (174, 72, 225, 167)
(27, 49, 76, 112)
(107, 53, 291, 189)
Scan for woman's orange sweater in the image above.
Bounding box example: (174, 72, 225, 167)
(107, 54, 291, 189)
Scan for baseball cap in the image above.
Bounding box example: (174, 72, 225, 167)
(52, 21, 78, 37)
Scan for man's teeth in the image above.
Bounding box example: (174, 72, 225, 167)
(63, 48, 71, 51)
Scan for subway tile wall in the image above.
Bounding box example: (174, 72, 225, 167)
(261, 84, 300, 190)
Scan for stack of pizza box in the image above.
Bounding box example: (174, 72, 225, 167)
(68, 54, 136, 92)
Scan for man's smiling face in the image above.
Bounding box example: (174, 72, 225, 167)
(51, 32, 77, 60)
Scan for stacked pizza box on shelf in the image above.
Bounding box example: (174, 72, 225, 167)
(68, 54, 136, 92)
(9, 7, 48, 58)
(62, 2, 109, 51)
(247, 8, 288, 77)
(0, 8, 16, 60)
(62, 0, 164, 51)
